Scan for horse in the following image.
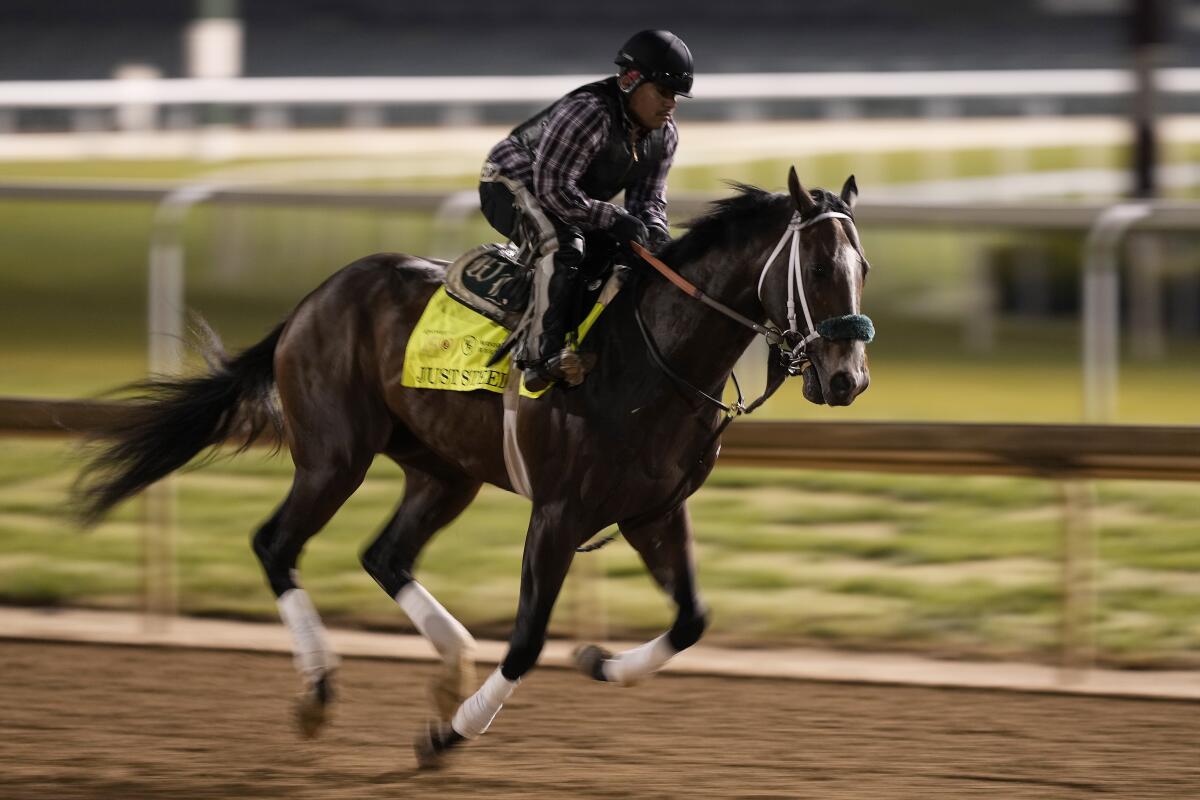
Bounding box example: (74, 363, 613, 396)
(73, 167, 872, 767)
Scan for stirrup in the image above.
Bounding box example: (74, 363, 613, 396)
(522, 348, 589, 392)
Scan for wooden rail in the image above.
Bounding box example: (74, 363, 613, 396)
(720, 420, 1200, 481)
(3, 396, 1196, 482)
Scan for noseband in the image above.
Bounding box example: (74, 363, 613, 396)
(631, 206, 875, 410)
(601, 213, 875, 555)
(757, 210, 875, 376)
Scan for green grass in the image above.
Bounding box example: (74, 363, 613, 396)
(2, 196, 1198, 422)
(0, 437, 1197, 668)
(0, 145, 1197, 665)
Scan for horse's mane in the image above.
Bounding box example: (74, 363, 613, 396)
(658, 182, 852, 266)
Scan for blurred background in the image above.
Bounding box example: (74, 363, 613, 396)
(0, 0, 1197, 672)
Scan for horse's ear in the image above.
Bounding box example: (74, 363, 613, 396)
(840, 174, 859, 211)
(788, 166, 816, 215)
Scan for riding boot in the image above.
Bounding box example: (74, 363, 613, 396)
(521, 267, 587, 392)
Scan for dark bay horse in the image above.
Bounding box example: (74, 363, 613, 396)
(75, 168, 871, 767)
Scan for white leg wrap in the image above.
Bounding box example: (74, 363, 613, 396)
(277, 588, 339, 677)
(396, 582, 476, 660)
(601, 634, 676, 686)
(451, 667, 518, 739)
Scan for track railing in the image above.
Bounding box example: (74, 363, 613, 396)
(3, 180, 1198, 679)
(5, 394, 1198, 679)
(4, 396, 1198, 481)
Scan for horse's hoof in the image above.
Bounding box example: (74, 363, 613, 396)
(573, 644, 612, 682)
(414, 719, 465, 770)
(295, 673, 334, 739)
(429, 649, 476, 722)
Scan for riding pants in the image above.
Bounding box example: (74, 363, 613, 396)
(479, 164, 587, 366)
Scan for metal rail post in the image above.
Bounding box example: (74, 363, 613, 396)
(143, 183, 219, 630)
(1058, 480, 1097, 681)
(1082, 202, 1151, 422)
(430, 189, 482, 259)
(1071, 201, 1153, 682)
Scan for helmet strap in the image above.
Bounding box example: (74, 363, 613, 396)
(617, 69, 645, 95)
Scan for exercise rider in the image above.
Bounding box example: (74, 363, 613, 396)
(478, 29, 693, 391)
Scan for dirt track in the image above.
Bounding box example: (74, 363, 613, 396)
(1, 641, 1197, 799)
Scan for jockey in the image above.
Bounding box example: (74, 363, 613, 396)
(478, 29, 692, 392)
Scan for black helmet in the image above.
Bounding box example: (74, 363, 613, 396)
(614, 30, 693, 97)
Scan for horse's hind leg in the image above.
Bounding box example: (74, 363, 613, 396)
(575, 502, 708, 685)
(253, 461, 371, 737)
(360, 461, 482, 721)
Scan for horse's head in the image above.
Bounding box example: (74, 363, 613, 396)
(758, 168, 872, 407)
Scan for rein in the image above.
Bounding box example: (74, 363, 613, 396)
(629, 207, 873, 412)
(632, 241, 785, 348)
(576, 208, 873, 555)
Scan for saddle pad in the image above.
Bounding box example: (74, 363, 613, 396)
(401, 286, 604, 398)
(443, 243, 531, 330)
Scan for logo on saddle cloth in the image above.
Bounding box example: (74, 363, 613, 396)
(411, 241, 625, 397)
(401, 286, 605, 399)
(444, 243, 533, 330)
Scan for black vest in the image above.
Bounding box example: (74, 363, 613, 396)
(508, 77, 669, 203)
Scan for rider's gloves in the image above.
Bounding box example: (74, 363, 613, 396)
(611, 209, 649, 249)
(646, 225, 672, 251)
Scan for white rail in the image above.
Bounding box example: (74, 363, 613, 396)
(1, 68, 1199, 109)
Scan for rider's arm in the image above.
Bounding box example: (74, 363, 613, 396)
(532, 95, 620, 230)
(624, 119, 677, 243)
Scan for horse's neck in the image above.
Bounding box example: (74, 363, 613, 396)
(638, 240, 768, 395)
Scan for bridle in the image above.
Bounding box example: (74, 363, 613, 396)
(631, 207, 874, 418)
(573, 209, 868, 554)
(756, 209, 873, 375)
(582, 207, 875, 554)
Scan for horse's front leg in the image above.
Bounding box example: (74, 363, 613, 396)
(575, 502, 708, 686)
(415, 505, 579, 768)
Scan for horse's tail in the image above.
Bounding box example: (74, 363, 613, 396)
(73, 321, 286, 527)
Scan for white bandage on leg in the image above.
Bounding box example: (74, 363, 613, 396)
(396, 582, 476, 660)
(451, 666, 518, 739)
(277, 588, 339, 677)
(601, 634, 676, 686)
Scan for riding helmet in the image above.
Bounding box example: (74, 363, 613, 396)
(614, 30, 693, 97)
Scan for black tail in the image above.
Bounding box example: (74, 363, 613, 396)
(73, 322, 286, 526)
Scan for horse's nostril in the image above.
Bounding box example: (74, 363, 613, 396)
(830, 372, 853, 397)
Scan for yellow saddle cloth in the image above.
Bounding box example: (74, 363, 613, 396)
(401, 286, 604, 398)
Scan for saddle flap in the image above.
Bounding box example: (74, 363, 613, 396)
(444, 243, 533, 330)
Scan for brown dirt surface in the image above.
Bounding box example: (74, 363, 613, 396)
(1, 640, 1197, 800)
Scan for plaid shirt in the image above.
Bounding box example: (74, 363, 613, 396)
(486, 92, 677, 234)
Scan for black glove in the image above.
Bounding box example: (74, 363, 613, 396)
(610, 209, 648, 249)
(646, 225, 672, 251)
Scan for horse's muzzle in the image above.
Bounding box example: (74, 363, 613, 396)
(803, 363, 869, 407)
(802, 364, 826, 405)
(827, 370, 868, 406)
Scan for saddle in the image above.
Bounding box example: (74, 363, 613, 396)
(443, 243, 535, 330)
(443, 240, 631, 362)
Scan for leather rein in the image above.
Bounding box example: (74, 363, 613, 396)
(575, 212, 871, 555)
(629, 208, 866, 419)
